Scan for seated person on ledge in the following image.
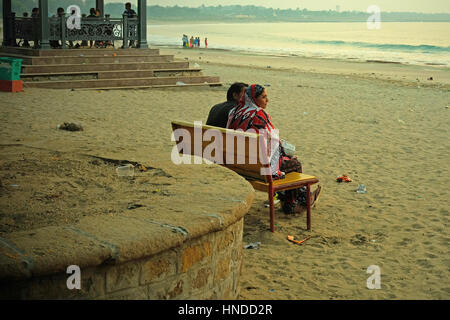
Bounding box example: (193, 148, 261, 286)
(206, 82, 248, 128)
(226, 84, 322, 214)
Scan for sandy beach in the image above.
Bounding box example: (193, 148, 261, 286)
(0, 46, 449, 299)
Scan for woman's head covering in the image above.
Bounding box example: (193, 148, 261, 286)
(227, 83, 272, 133)
(245, 84, 265, 108)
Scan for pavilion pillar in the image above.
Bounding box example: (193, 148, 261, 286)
(137, 0, 148, 49)
(96, 0, 104, 17)
(2, 0, 12, 46)
(38, 0, 50, 49)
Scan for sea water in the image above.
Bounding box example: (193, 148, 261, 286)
(147, 22, 450, 67)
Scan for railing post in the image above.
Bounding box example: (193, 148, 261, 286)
(122, 14, 129, 49)
(60, 15, 66, 49)
(7, 12, 16, 46)
(2, 0, 12, 46)
(137, 0, 148, 49)
(38, 0, 51, 49)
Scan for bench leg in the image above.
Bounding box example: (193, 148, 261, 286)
(306, 184, 312, 230)
(268, 190, 275, 232)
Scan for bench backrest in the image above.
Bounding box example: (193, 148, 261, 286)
(171, 120, 271, 182)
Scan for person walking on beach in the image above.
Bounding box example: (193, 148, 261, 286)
(206, 82, 248, 128)
(204, 37, 208, 48)
(227, 84, 322, 214)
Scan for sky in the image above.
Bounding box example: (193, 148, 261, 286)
(109, 0, 450, 14)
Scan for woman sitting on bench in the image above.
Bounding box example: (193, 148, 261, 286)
(226, 84, 322, 214)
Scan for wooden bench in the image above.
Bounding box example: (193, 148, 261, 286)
(171, 120, 319, 232)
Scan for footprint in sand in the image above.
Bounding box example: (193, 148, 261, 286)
(350, 234, 368, 246)
(417, 259, 434, 268)
(412, 223, 425, 229)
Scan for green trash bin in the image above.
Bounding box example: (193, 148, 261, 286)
(0, 57, 23, 81)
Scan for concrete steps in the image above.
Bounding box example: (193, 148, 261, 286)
(30, 54, 174, 65)
(21, 68, 203, 81)
(74, 82, 223, 91)
(21, 62, 191, 74)
(0, 46, 221, 89)
(0, 47, 160, 57)
(0, 53, 173, 65)
(23, 75, 221, 89)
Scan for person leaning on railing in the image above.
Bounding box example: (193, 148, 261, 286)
(123, 2, 137, 48)
(49, 8, 65, 48)
(20, 12, 31, 48)
(31, 7, 40, 48)
(87, 8, 98, 48)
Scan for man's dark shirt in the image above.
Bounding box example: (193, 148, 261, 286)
(206, 101, 238, 128)
(123, 9, 136, 17)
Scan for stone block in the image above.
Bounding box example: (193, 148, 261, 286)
(231, 246, 243, 265)
(234, 219, 244, 239)
(181, 241, 211, 273)
(80, 267, 106, 299)
(106, 261, 140, 293)
(212, 276, 234, 300)
(192, 266, 212, 290)
(25, 273, 85, 299)
(102, 286, 148, 300)
(0, 267, 105, 300)
(214, 256, 231, 284)
(140, 250, 177, 285)
(148, 275, 188, 300)
(232, 268, 241, 295)
(215, 229, 235, 253)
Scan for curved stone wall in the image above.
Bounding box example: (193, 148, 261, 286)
(0, 153, 254, 299)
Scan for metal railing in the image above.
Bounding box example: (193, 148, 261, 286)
(10, 14, 139, 49)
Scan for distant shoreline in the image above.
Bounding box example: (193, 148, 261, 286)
(148, 19, 450, 24)
(0, 18, 449, 24)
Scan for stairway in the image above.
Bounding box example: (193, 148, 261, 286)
(0, 47, 222, 90)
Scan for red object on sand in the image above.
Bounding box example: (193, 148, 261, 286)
(287, 235, 311, 245)
(0, 80, 23, 92)
(336, 174, 352, 182)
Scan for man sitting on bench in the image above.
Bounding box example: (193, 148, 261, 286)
(206, 82, 248, 128)
(226, 84, 322, 214)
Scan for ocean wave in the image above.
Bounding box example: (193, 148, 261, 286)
(300, 40, 450, 53)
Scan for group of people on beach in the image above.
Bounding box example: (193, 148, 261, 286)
(182, 35, 208, 48)
(206, 83, 322, 214)
(17, 2, 137, 49)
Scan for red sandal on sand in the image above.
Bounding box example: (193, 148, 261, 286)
(336, 175, 352, 183)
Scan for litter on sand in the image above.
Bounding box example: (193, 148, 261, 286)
(57, 122, 83, 131)
(356, 184, 367, 194)
(287, 235, 311, 245)
(244, 242, 261, 249)
(336, 174, 352, 182)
